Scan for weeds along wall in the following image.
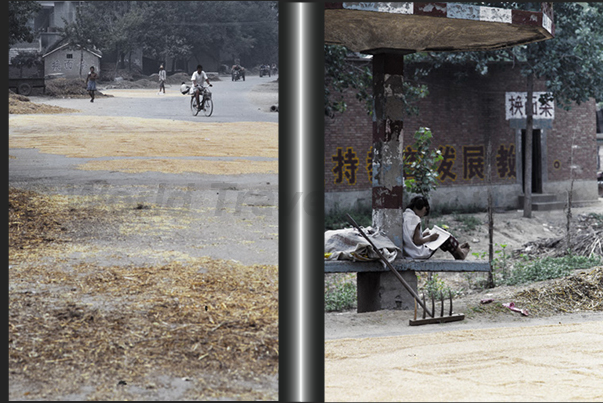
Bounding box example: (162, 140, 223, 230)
(324, 60, 599, 213)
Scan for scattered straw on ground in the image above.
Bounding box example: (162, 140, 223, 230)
(9, 91, 80, 114)
(79, 158, 278, 175)
(9, 115, 277, 158)
(9, 187, 278, 400)
(9, 114, 278, 175)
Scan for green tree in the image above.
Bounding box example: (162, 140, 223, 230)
(9, 0, 41, 46)
(407, 2, 603, 218)
(324, 45, 373, 116)
(60, 1, 149, 73)
(324, 44, 428, 117)
(60, 1, 278, 72)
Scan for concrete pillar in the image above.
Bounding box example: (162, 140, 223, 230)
(357, 52, 417, 312)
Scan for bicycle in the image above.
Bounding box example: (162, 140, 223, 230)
(189, 86, 213, 117)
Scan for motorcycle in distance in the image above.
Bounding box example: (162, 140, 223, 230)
(231, 64, 245, 81)
(259, 64, 271, 78)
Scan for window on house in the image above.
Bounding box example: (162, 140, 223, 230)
(66, 54, 73, 59)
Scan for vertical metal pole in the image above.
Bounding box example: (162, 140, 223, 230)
(279, 3, 324, 402)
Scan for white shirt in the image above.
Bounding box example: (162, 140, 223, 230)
(402, 208, 432, 259)
(191, 70, 208, 88)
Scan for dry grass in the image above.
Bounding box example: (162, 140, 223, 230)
(513, 267, 603, 315)
(9, 188, 278, 400)
(9, 114, 278, 175)
(9, 91, 79, 115)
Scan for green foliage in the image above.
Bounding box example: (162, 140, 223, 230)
(503, 254, 603, 286)
(325, 281, 357, 312)
(418, 273, 456, 299)
(471, 243, 510, 287)
(10, 51, 42, 68)
(324, 44, 428, 117)
(587, 212, 603, 223)
(324, 203, 372, 231)
(453, 214, 482, 232)
(9, 1, 41, 46)
(324, 45, 373, 116)
(404, 127, 443, 197)
(60, 1, 278, 70)
(408, 2, 603, 109)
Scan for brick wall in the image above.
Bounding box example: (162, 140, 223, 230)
(324, 87, 373, 193)
(324, 60, 598, 209)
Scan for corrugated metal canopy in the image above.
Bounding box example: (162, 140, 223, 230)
(325, 2, 555, 54)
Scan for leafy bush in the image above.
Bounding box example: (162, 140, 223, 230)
(325, 281, 357, 312)
(453, 214, 482, 232)
(504, 254, 603, 286)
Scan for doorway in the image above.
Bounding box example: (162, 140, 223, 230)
(521, 129, 543, 194)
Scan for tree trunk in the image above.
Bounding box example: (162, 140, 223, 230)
(523, 72, 534, 218)
(79, 48, 84, 77)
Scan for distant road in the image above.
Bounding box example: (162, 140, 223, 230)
(28, 75, 279, 124)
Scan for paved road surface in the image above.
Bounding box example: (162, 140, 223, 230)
(9, 75, 279, 266)
(29, 75, 279, 124)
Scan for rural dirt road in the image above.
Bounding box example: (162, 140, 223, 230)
(9, 75, 279, 400)
(325, 201, 603, 401)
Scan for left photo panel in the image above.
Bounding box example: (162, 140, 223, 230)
(9, 1, 279, 400)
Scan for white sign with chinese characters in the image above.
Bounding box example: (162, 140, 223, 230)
(505, 92, 554, 120)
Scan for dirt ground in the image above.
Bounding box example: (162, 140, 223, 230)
(325, 201, 603, 401)
(9, 79, 279, 400)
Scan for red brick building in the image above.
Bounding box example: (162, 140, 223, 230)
(325, 60, 600, 212)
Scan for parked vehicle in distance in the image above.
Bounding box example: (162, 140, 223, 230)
(259, 64, 271, 78)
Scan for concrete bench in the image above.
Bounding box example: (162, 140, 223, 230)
(324, 258, 491, 312)
(325, 258, 491, 273)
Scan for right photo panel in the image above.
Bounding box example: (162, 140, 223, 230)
(324, 2, 603, 401)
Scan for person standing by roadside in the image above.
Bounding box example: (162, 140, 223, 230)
(158, 64, 166, 95)
(86, 66, 97, 103)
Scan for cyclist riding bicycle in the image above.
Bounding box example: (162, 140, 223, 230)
(191, 64, 212, 110)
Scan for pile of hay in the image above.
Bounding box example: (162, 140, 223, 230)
(45, 77, 108, 98)
(513, 267, 603, 315)
(8, 90, 78, 114)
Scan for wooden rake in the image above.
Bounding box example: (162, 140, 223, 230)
(346, 214, 464, 326)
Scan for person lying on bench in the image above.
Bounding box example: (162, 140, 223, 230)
(402, 195, 470, 260)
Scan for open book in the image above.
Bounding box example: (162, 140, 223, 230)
(423, 225, 452, 251)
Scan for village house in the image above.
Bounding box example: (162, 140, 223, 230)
(42, 42, 101, 79)
(325, 58, 601, 213)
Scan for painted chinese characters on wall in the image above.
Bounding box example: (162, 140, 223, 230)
(332, 147, 360, 185)
(330, 143, 517, 186)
